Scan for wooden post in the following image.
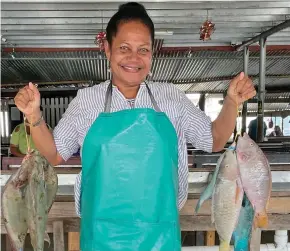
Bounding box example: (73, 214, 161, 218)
(5, 236, 12, 251)
(68, 232, 80, 251)
(250, 228, 262, 251)
(53, 220, 65, 251)
(205, 231, 215, 246)
(196, 231, 205, 246)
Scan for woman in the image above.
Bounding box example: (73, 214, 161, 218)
(14, 2, 256, 250)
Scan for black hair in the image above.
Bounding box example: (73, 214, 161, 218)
(106, 2, 155, 47)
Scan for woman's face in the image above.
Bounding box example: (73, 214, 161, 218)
(105, 21, 153, 88)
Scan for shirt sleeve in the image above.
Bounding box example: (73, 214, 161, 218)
(10, 126, 20, 146)
(53, 90, 82, 161)
(179, 92, 213, 153)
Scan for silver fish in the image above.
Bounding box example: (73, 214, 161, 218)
(2, 150, 58, 251)
(195, 143, 236, 213)
(236, 133, 272, 228)
(212, 150, 243, 251)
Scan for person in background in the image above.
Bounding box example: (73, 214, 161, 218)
(13, 3, 256, 250)
(10, 106, 51, 157)
(268, 125, 283, 137)
(248, 117, 267, 142)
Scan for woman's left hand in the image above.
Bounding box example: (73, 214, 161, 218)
(227, 72, 256, 106)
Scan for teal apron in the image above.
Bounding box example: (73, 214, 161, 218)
(80, 82, 181, 251)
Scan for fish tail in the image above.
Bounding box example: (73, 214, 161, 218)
(195, 199, 203, 213)
(219, 240, 231, 251)
(255, 210, 268, 228)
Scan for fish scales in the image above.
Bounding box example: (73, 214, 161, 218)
(236, 133, 272, 228)
(212, 150, 243, 251)
(1, 150, 58, 251)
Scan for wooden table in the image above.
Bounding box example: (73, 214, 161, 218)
(1, 162, 290, 250)
(1, 156, 81, 170)
(2, 192, 290, 251)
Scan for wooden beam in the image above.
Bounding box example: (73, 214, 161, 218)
(250, 228, 262, 251)
(180, 197, 290, 216)
(53, 221, 65, 251)
(205, 231, 215, 246)
(2, 197, 290, 220)
(68, 232, 80, 251)
(180, 214, 290, 231)
(2, 213, 290, 235)
(196, 231, 205, 246)
(5, 236, 12, 251)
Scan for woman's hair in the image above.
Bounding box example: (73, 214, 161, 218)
(106, 2, 155, 47)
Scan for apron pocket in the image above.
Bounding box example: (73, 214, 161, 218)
(82, 219, 180, 251)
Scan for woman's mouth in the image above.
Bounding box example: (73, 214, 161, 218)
(121, 65, 142, 73)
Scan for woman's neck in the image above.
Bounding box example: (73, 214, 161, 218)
(112, 78, 141, 99)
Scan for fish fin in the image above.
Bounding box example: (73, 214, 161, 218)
(235, 184, 243, 205)
(255, 210, 269, 228)
(44, 232, 51, 247)
(253, 215, 258, 229)
(235, 186, 239, 204)
(219, 240, 231, 251)
(195, 199, 203, 214)
(30, 231, 37, 251)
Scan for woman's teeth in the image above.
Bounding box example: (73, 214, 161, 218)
(122, 66, 140, 72)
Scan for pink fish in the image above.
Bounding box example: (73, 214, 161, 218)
(236, 133, 272, 228)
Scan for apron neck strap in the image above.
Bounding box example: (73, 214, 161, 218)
(104, 82, 161, 113)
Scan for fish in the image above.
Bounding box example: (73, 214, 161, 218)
(236, 133, 272, 228)
(212, 150, 243, 251)
(232, 194, 255, 251)
(195, 143, 236, 213)
(1, 150, 58, 251)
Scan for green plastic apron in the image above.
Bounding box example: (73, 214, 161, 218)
(80, 82, 181, 251)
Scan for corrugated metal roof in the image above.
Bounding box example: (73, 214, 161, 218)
(247, 102, 290, 112)
(204, 92, 290, 113)
(2, 50, 290, 92)
(1, 1, 290, 48)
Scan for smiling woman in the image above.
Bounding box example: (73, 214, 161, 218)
(104, 2, 154, 98)
(13, 2, 256, 251)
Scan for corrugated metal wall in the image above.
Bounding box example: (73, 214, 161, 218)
(0, 97, 73, 144)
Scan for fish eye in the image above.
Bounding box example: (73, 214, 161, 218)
(225, 164, 229, 168)
(250, 143, 254, 147)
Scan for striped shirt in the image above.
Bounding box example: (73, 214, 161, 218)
(53, 81, 213, 217)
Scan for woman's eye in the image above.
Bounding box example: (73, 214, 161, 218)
(120, 46, 129, 52)
(139, 48, 149, 54)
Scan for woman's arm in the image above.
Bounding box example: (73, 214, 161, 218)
(14, 83, 81, 166)
(28, 111, 63, 166)
(212, 73, 256, 151)
(181, 73, 255, 153)
(211, 97, 237, 151)
(10, 145, 26, 157)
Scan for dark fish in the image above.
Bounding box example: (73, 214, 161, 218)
(233, 194, 255, 251)
(2, 150, 58, 251)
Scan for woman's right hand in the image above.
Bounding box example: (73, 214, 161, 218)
(14, 82, 41, 119)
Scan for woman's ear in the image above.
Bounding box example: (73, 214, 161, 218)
(104, 40, 111, 60)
